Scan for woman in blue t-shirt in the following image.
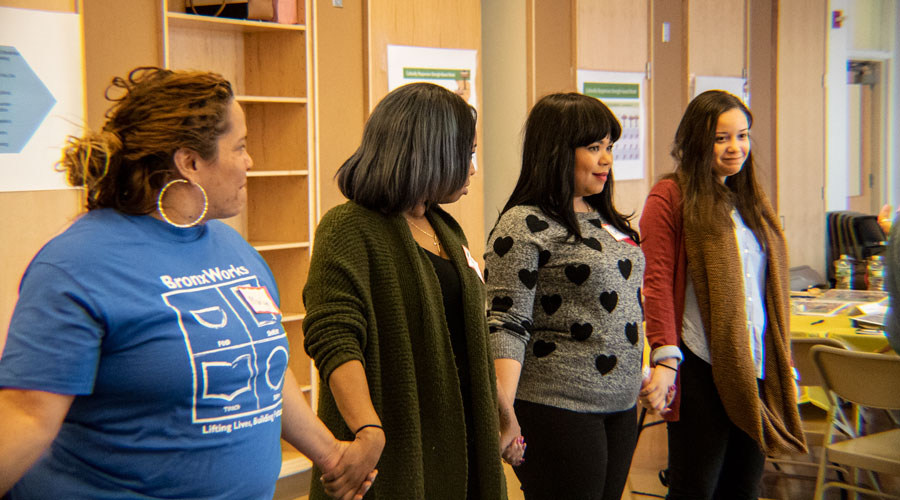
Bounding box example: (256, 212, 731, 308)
(0, 67, 373, 500)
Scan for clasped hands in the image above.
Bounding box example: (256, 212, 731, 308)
(501, 434, 526, 467)
(319, 427, 384, 500)
(499, 407, 526, 467)
(638, 363, 677, 415)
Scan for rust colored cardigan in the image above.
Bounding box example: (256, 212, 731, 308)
(640, 179, 805, 455)
(639, 179, 690, 421)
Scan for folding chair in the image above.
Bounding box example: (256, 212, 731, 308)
(811, 346, 900, 500)
(766, 337, 850, 478)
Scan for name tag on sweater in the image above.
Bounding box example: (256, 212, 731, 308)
(462, 245, 484, 283)
(602, 223, 637, 246)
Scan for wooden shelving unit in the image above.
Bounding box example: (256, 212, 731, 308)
(161, 0, 316, 481)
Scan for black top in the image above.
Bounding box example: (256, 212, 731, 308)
(424, 249, 480, 499)
(425, 250, 469, 384)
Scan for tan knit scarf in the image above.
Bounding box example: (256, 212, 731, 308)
(683, 192, 807, 456)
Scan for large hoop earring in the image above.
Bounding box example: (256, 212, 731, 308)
(157, 179, 208, 228)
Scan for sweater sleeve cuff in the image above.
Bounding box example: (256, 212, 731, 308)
(651, 345, 683, 365)
(490, 331, 527, 363)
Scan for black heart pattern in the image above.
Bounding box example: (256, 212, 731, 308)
(637, 287, 644, 313)
(533, 339, 557, 358)
(541, 294, 562, 315)
(491, 296, 513, 313)
(518, 269, 538, 289)
(493, 236, 514, 257)
(600, 291, 618, 313)
(618, 259, 632, 280)
(588, 219, 604, 229)
(583, 238, 603, 252)
(565, 264, 591, 285)
(538, 249, 551, 268)
(570, 322, 593, 341)
(595, 354, 617, 375)
(484, 267, 489, 282)
(625, 322, 639, 345)
(526, 214, 550, 233)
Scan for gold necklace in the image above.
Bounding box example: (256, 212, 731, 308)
(406, 217, 440, 250)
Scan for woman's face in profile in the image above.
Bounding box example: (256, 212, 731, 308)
(573, 135, 613, 199)
(195, 100, 254, 220)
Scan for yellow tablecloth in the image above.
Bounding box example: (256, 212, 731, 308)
(790, 313, 891, 409)
(790, 314, 890, 352)
(639, 315, 890, 408)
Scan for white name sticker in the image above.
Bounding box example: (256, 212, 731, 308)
(462, 245, 484, 283)
(236, 286, 281, 315)
(602, 223, 636, 246)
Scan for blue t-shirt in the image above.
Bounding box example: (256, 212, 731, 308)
(0, 210, 289, 500)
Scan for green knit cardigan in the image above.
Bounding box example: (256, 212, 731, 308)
(303, 201, 506, 499)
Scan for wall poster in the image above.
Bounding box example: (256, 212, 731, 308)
(576, 70, 645, 181)
(0, 6, 84, 192)
(387, 45, 478, 107)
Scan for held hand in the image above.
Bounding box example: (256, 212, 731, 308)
(497, 397, 524, 466)
(350, 469, 378, 500)
(639, 364, 677, 415)
(502, 435, 526, 467)
(497, 404, 520, 454)
(321, 428, 385, 500)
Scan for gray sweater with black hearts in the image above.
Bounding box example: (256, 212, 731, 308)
(485, 205, 645, 413)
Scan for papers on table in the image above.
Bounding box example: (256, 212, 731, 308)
(791, 299, 853, 316)
(791, 289, 888, 334)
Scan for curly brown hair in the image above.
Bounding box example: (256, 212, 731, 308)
(59, 67, 234, 213)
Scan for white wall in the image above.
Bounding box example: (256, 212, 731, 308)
(826, 0, 851, 211)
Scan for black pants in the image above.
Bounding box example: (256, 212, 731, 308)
(512, 399, 637, 500)
(666, 347, 766, 500)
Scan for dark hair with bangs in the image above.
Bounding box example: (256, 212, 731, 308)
(668, 90, 767, 240)
(498, 92, 638, 242)
(337, 83, 476, 214)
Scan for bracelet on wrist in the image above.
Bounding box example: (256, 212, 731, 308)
(656, 363, 678, 373)
(354, 423, 384, 435)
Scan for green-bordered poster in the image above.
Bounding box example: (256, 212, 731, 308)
(576, 70, 645, 181)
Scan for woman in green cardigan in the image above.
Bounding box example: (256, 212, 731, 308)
(303, 82, 522, 500)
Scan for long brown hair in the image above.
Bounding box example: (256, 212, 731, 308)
(59, 67, 234, 213)
(668, 90, 767, 239)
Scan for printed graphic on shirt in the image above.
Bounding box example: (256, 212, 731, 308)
(162, 275, 287, 425)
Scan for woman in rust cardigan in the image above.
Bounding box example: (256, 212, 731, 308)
(639, 90, 805, 500)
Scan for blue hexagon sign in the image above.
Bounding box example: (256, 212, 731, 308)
(0, 46, 57, 154)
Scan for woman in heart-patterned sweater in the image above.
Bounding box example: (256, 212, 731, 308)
(485, 93, 645, 500)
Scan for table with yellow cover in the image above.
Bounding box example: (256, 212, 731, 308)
(790, 314, 890, 352)
(790, 294, 892, 409)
